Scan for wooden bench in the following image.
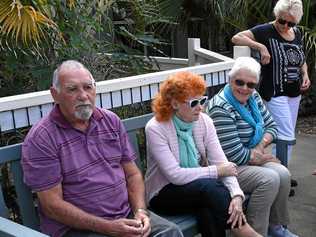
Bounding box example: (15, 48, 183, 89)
(0, 113, 198, 237)
(0, 113, 294, 237)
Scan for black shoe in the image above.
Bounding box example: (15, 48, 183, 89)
(289, 188, 295, 197)
(291, 179, 298, 187)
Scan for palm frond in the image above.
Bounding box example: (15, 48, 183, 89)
(0, 0, 58, 46)
(302, 27, 316, 57)
(67, 0, 76, 9)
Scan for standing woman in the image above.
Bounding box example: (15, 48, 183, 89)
(232, 0, 311, 175)
(145, 72, 261, 237)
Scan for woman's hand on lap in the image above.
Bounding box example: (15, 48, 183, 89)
(217, 162, 238, 177)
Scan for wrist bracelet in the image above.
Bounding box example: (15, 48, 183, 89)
(134, 208, 149, 216)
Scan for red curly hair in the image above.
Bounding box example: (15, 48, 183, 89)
(152, 71, 206, 122)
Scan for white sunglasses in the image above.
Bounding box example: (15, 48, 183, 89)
(186, 96, 208, 108)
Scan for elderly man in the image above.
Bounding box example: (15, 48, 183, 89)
(21, 60, 183, 237)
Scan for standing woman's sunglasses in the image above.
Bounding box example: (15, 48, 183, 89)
(187, 96, 208, 108)
(277, 18, 296, 28)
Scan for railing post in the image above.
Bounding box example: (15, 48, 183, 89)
(188, 38, 201, 66)
(233, 46, 251, 59)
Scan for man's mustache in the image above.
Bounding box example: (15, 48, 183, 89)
(75, 103, 92, 108)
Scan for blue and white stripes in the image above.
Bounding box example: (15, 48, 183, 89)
(207, 90, 277, 166)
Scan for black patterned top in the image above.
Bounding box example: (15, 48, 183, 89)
(250, 23, 305, 101)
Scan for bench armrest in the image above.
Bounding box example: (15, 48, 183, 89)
(0, 217, 49, 237)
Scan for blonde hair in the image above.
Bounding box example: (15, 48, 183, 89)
(152, 72, 206, 122)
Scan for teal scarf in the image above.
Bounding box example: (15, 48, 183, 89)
(223, 84, 264, 148)
(172, 115, 199, 168)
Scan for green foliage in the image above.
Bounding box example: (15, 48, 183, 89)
(0, 52, 53, 96)
(157, 0, 233, 50)
(0, 0, 174, 96)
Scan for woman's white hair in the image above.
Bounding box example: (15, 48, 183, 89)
(273, 0, 303, 23)
(229, 57, 261, 82)
(52, 60, 95, 92)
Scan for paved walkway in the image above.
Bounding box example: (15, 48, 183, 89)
(287, 134, 316, 237)
(201, 134, 315, 237)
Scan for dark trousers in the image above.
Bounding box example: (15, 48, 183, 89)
(150, 178, 231, 237)
(64, 211, 183, 237)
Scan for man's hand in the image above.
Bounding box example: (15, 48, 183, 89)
(227, 196, 246, 229)
(107, 218, 144, 237)
(134, 211, 151, 237)
(217, 162, 238, 177)
(259, 45, 271, 65)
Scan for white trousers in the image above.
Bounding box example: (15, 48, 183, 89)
(265, 95, 301, 161)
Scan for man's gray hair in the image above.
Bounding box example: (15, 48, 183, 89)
(229, 57, 261, 82)
(273, 0, 303, 23)
(52, 60, 95, 92)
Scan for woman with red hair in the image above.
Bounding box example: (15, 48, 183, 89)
(145, 72, 261, 237)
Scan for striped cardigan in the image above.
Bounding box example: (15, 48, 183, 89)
(207, 89, 278, 166)
(144, 113, 244, 206)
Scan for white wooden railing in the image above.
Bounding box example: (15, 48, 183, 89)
(0, 41, 249, 133)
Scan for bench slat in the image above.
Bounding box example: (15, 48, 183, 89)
(164, 214, 199, 237)
(122, 113, 153, 130)
(10, 161, 40, 230)
(0, 144, 21, 164)
(0, 188, 9, 218)
(127, 131, 143, 169)
(0, 217, 48, 237)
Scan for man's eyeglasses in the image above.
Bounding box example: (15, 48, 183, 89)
(187, 96, 208, 108)
(277, 18, 296, 28)
(234, 79, 257, 89)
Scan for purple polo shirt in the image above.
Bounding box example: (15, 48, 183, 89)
(21, 105, 137, 237)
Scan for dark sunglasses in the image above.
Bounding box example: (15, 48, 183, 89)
(187, 96, 208, 108)
(234, 79, 257, 89)
(277, 18, 296, 28)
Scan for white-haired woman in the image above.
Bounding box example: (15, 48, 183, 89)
(232, 0, 310, 191)
(207, 57, 298, 237)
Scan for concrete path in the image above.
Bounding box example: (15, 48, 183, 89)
(201, 134, 316, 237)
(287, 134, 316, 237)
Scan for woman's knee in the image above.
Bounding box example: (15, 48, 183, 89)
(196, 178, 231, 208)
(258, 169, 280, 194)
(275, 164, 291, 187)
(266, 163, 291, 186)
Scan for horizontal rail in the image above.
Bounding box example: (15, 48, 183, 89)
(0, 61, 233, 113)
(0, 61, 233, 132)
(194, 48, 234, 62)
